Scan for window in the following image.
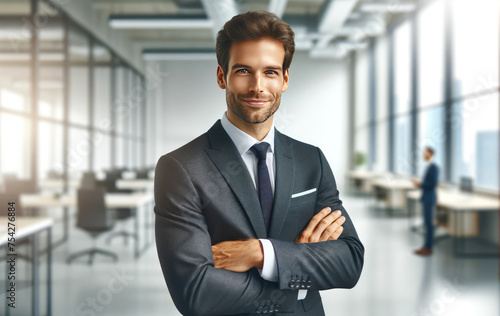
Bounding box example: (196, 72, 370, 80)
(452, 0, 499, 99)
(418, 0, 445, 108)
(354, 49, 369, 170)
(0, 89, 26, 112)
(0, 113, 31, 178)
(393, 21, 411, 115)
(451, 92, 499, 190)
(38, 121, 63, 179)
(417, 106, 445, 176)
(375, 35, 388, 172)
(394, 115, 411, 174)
(392, 21, 412, 174)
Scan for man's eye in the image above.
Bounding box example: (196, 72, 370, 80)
(265, 70, 278, 75)
(237, 69, 249, 73)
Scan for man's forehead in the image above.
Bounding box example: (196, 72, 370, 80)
(228, 38, 285, 65)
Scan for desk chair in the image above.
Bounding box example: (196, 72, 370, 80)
(67, 188, 118, 265)
(135, 168, 150, 179)
(103, 171, 137, 245)
(80, 172, 97, 189)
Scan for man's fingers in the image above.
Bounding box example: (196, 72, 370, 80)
(300, 207, 331, 236)
(318, 215, 345, 241)
(328, 226, 343, 240)
(309, 210, 342, 242)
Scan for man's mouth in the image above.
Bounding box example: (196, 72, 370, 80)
(243, 99, 269, 106)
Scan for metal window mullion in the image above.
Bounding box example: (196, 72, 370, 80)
(410, 12, 419, 175)
(388, 30, 395, 172)
(30, 0, 39, 184)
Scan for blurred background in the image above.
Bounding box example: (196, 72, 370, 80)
(0, 0, 498, 315)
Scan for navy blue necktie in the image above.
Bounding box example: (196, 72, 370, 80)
(250, 142, 273, 230)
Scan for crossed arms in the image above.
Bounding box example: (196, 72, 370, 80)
(154, 149, 364, 315)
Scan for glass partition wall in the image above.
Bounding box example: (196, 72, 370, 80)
(0, 0, 148, 193)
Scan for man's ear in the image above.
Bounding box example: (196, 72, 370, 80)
(217, 65, 226, 89)
(281, 68, 289, 92)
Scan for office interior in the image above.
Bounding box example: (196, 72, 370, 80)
(0, 0, 498, 315)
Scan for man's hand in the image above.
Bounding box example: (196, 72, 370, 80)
(295, 207, 345, 243)
(212, 239, 263, 272)
(412, 179, 420, 188)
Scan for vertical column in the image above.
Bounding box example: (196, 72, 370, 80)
(410, 12, 419, 175)
(387, 30, 395, 172)
(30, 0, 39, 185)
(141, 76, 147, 168)
(347, 52, 356, 171)
(110, 56, 117, 169)
(368, 39, 377, 170)
(88, 36, 95, 171)
(62, 16, 70, 192)
(443, 0, 454, 182)
(123, 68, 129, 169)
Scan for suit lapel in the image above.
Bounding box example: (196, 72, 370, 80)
(204, 121, 268, 238)
(268, 129, 295, 238)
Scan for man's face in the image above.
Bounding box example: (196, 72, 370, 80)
(217, 38, 289, 125)
(424, 149, 432, 161)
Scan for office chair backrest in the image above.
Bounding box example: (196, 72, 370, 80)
(80, 172, 97, 189)
(0, 193, 22, 216)
(77, 188, 114, 231)
(135, 168, 149, 179)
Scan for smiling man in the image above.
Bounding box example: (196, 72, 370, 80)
(154, 11, 364, 316)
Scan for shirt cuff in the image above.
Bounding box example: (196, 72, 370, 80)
(298, 289, 308, 300)
(257, 239, 279, 282)
(258, 239, 308, 301)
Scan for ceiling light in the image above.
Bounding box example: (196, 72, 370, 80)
(142, 51, 216, 61)
(359, 2, 417, 13)
(109, 17, 213, 29)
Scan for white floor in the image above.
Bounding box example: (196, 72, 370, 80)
(1, 193, 499, 316)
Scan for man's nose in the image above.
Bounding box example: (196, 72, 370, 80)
(249, 73, 264, 93)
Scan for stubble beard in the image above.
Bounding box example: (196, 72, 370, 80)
(226, 90, 281, 124)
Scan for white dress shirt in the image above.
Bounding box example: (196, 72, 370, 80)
(221, 112, 307, 300)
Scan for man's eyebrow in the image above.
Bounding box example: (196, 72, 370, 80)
(231, 63, 251, 69)
(231, 64, 283, 71)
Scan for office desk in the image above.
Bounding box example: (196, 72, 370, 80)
(348, 171, 379, 194)
(106, 193, 155, 258)
(406, 190, 499, 257)
(20, 193, 154, 258)
(20, 194, 73, 247)
(371, 178, 415, 209)
(116, 179, 154, 191)
(38, 179, 80, 190)
(0, 217, 52, 316)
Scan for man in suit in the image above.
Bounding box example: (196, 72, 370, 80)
(412, 146, 439, 256)
(154, 11, 364, 315)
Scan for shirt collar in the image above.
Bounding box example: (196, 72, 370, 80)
(221, 111, 275, 156)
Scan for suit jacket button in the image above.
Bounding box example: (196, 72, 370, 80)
(289, 280, 295, 288)
(263, 305, 269, 313)
(269, 304, 274, 312)
(256, 306, 262, 313)
(306, 280, 312, 288)
(274, 304, 280, 312)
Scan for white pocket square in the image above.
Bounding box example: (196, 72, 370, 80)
(291, 188, 317, 198)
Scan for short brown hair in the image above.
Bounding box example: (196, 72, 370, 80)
(216, 11, 295, 77)
(425, 146, 435, 156)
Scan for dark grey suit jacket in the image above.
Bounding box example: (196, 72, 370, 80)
(154, 120, 364, 316)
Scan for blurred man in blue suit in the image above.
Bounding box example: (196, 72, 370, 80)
(412, 146, 439, 255)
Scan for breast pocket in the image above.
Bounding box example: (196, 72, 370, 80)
(290, 188, 317, 207)
(281, 189, 317, 240)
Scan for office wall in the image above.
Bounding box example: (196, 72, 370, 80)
(148, 51, 350, 189)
